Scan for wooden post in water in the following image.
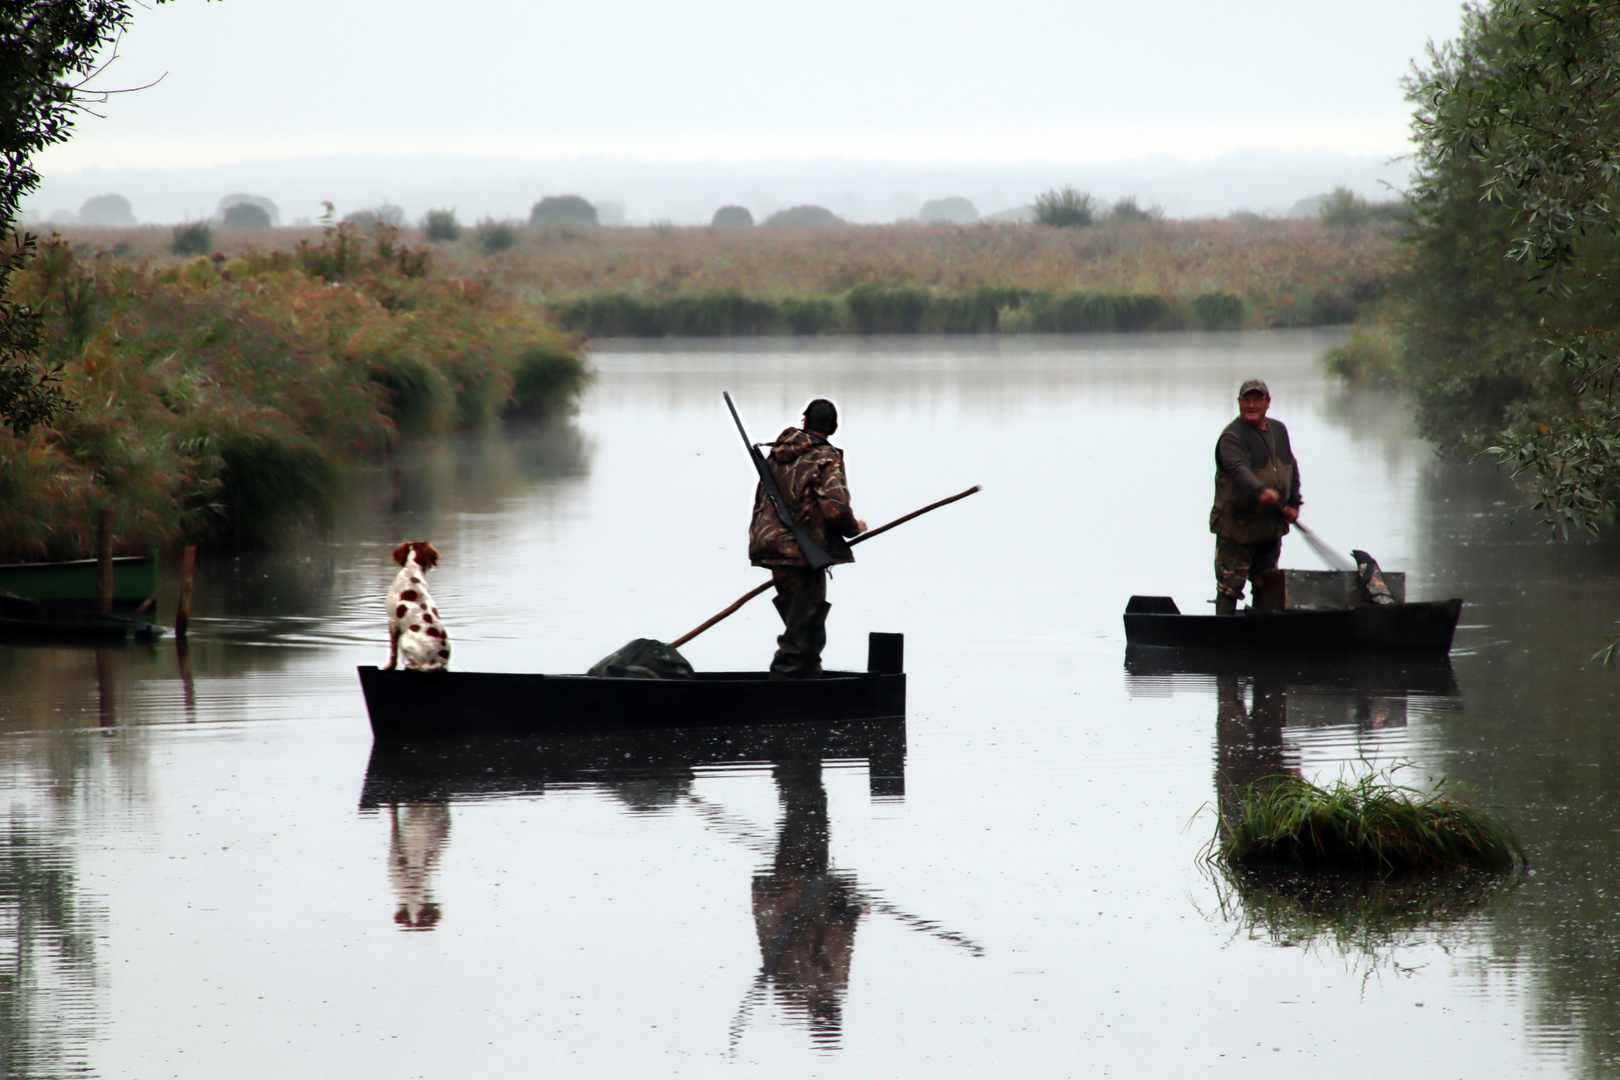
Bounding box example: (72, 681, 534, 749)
(96, 509, 115, 615)
(176, 545, 196, 639)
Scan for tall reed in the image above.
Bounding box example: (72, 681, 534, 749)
(0, 227, 589, 554)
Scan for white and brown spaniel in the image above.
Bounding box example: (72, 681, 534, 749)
(385, 541, 450, 672)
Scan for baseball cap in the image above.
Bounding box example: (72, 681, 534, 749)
(1238, 379, 1269, 397)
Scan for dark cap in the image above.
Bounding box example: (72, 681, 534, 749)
(1238, 378, 1269, 398)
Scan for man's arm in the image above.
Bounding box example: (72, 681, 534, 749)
(815, 458, 865, 537)
(1216, 430, 1266, 496)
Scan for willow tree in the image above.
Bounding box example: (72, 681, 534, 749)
(1408, 0, 1620, 535)
(0, 0, 169, 434)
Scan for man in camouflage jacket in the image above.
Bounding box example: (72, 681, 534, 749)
(748, 398, 866, 677)
(1211, 378, 1300, 615)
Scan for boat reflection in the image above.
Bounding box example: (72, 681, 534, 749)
(1126, 646, 1460, 823)
(358, 718, 972, 1049)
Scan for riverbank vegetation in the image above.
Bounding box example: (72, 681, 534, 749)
(0, 225, 588, 556)
(1328, 0, 1620, 535)
(46, 216, 1401, 338)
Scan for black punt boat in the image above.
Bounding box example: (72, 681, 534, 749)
(1123, 570, 1462, 654)
(357, 631, 906, 738)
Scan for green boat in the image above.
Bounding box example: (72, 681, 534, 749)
(0, 554, 159, 609)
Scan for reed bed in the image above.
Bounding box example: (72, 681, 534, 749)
(0, 225, 588, 555)
(47, 217, 1401, 336)
(1212, 769, 1523, 874)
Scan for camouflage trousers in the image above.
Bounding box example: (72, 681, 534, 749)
(770, 566, 830, 678)
(1215, 535, 1281, 601)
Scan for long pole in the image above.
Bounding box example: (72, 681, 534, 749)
(668, 485, 979, 649)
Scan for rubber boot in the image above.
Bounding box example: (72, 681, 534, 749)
(771, 593, 827, 678)
(1215, 592, 1238, 616)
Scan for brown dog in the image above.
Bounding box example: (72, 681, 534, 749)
(385, 542, 450, 671)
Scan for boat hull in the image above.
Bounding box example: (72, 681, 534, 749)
(0, 555, 158, 608)
(358, 666, 906, 738)
(1123, 596, 1463, 653)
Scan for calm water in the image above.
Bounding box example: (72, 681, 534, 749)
(6, 330, 1620, 1078)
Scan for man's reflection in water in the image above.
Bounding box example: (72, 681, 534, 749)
(389, 802, 450, 930)
(751, 758, 864, 1047)
(1214, 676, 1299, 824)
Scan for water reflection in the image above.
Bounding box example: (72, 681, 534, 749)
(0, 812, 102, 1080)
(1126, 648, 1517, 963)
(358, 718, 978, 1049)
(746, 757, 863, 1050)
(388, 803, 449, 931)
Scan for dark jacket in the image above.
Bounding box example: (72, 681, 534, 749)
(1210, 416, 1301, 543)
(748, 428, 859, 568)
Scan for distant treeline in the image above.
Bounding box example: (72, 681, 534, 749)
(548, 284, 1364, 338)
(0, 225, 589, 557)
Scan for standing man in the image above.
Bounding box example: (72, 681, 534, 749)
(749, 399, 866, 677)
(1211, 379, 1300, 615)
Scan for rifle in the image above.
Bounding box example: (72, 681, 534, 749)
(723, 391, 835, 572)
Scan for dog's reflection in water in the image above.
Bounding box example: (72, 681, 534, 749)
(389, 802, 450, 930)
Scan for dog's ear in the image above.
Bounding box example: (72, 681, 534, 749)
(391, 542, 411, 567)
(414, 542, 440, 570)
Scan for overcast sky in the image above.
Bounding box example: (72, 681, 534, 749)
(39, 0, 1473, 172)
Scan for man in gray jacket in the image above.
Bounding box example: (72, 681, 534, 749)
(1210, 379, 1300, 615)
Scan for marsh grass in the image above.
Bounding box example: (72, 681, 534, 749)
(459, 218, 1395, 336)
(1212, 768, 1523, 875)
(41, 218, 1399, 336)
(0, 226, 588, 554)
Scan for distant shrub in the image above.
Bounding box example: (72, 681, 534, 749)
(78, 194, 136, 226)
(781, 296, 841, 334)
(1033, 186, 1096, 228)
(530, 195, 599, 228)
(475, 219, 518, 254)
(663, 291, 781, 334)
(1322, 321, 1401, 386)
(510, 342, 590, 414)
(221, 202, 272, 229)
(343, 203, 406, 231)
(1036, 292, 1166, 331)
(918, 197, 979, 224)
(763, 205, 844, 228)
(1318, 187, 1411, 228)
(216, 193, 279, 226)
(171, 221, 213, 255)
(931, 286, 1029, 332)
(1108, 197, 1161, 224)
(1193, 292, 1246, 329)
(1306, 285, 1362, 324)
(423, 209, 461, 242)
(846, 284, 929, 332)
(711, 205, 754, 228)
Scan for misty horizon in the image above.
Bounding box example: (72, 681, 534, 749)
(21, 148, 1413, 228)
